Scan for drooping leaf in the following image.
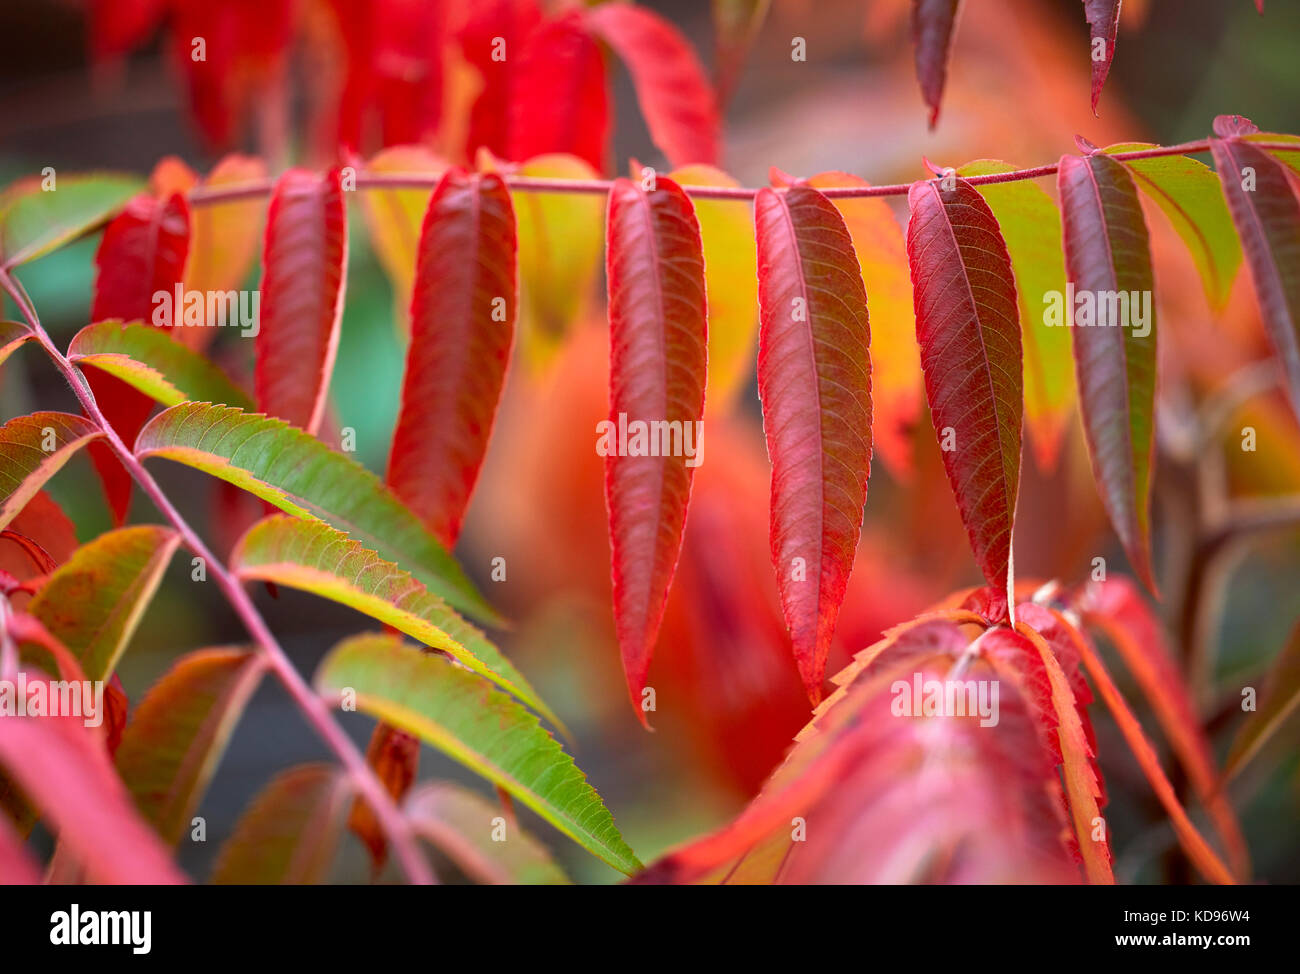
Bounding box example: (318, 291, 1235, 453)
(458, 0, 544, 159)
(183, 154, 268, 349)
(958, 160, 1074, 472)
(88, 190, 190, 525)
(134, 402, 497, 622)
(256, 167, 348, 434)
(670, 165, 758, 414)
(1082, 0, 1121, 114)
(510, 154, 606, 369)
(780, 171, 920, 478)
(0, 714, 185, 884)
(349, 721, 420, 871)
(906, 177, 1022, 600)
(1045, 607, 1237, 885)
(315, 633, 641, 875)
(87, 0, 167, 60)
(508, 13, 609, 172)
(115, 648, 265, 845)
(711, 0, 770, 107)
(69, 320, 253, 410)
(910, 0, 961, 129)
(1057, 151, 1158, 591)
(604, 176, 708, 718)
(231, 514, 554, 725)
(25, 525, 180, 682)
(1103, 144, 1242, 309)
(388, 170, 516, 547)
(0, 412, 103, 532)
(755, 184, 872, 701)
(0, 172, 144, 267)
(405, 781, 571, 884)
(1226, 618, 1300, 779)
(1210, 118, 1300, 418)
(211, 764, 351, 884)
(999, 616, 1113, 883)
(586, 3, 719, 168)
(357, 145, 447, 334)
(1076, 578, 1248, 876)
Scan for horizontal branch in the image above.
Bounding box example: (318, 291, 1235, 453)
(187, 139, 1300, 206)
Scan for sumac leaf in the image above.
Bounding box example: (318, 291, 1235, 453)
(1226, 618, 1300, 780)
(231, 514, 555, 726)
(458, 0, 544, 159)
(755, 184, 871, 701)
(211, 764, 351, 884)
(1082, 0, 1121, 114)
(315, 633, 641, 875)
(69, 320, 253, 410)
(1057, 151, 1158, 591)
(586, 3, 719, 167)
(134, 402, 497, 622)
(405, 781, 571, 884)
(388, 170, 516, 547)
(256, 167, 347, 434)
(711, 0, 770, 107)
(1210, 118, 1300, 417)
(508, 14, 609, 172)
(115, 648, 265, 845)
(604, 175, 707, 718)
(906, 177, 1021, 600)
(0, 172, 143, 268)
(349, 722, 420, 871)
(0, 412, 103, 531)
(0, 714, 185, 884)
(910, 0, 961, 129)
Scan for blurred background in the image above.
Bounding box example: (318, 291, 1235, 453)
(1, 0, 1298, 883)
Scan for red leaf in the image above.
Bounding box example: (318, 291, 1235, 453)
(256, 168, 348, 435)
(755, 184, 872, 702)
(89, 192, 190, 524)
(1082, 1, 1121, 114)
(604, 175, 708, 722)
(458, 0, 543, 159)
(388, 170, 517, 547)
(348, 722, 420, 871)
(0, 713, 185, 883)
(1057, 152, 1157, 591)
(87, 0, 167, 60)
(1077, 577, 1249, 877)
(1210, 120, 1300, 419)
(910, 0, 961, 129)
(508, 13, 609, 172)
(586, 3, 720, 168)
(905, 177, 1021, 598)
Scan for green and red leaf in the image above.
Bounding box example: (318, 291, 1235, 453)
(0, 412, 103, 531)
(604, 175, 708, 719)
(755, 184, 872, 702)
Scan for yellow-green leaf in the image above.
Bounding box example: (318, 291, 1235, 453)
(315, 633, 641, 875)
(0, 172, 144, 267)
(232, 514, 556, 728)
(0, 411, 104, 531)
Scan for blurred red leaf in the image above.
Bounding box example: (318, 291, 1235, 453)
(910, 0, 961, 129)
(1082, 1, 1121, 114)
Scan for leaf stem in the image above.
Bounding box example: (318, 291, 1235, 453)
(0, 268, 434, 886)
(186, 140, 1299, 206)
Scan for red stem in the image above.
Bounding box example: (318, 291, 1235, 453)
(186, 139, 1299, 205)
(0, 269, 434, 886)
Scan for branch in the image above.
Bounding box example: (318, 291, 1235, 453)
(186, 140, 1300, 206)
(0, 268, 434, 886)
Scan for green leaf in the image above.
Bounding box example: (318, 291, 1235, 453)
(211, 764, 351, 884)
(1246, 132, 1300, 178)
(116, 648, 265, 845)
(232, 515, 557, 729)
(1104, 144, 1242, 309)
(0, 411, 103, 531)
(0, 172, 145, 267)
(959, 160, 1075, 472)
(68, 320, 253, 410)
(25, 525, 180, 682)
(405, 781, 571, 885)
(315, 633, 642, 875)
(134, 402, 499, 623)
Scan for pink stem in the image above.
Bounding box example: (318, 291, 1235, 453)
(0, 269, 434, 886)
(186, 139, 1299, 206)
